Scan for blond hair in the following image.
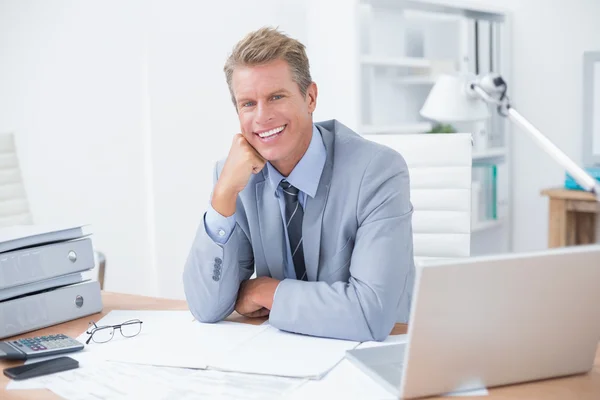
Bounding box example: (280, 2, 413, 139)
(224, 27, 312, 107)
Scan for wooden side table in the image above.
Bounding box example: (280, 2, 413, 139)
(541, 188, 600, 248)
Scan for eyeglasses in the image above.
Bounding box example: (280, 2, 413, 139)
(85, 319, 143, 344)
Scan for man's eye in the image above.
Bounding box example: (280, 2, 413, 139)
(243, 101, 255, 107)
(271, 95, 282, 100)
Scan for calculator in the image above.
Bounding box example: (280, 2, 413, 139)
(0, 334, 84, 360)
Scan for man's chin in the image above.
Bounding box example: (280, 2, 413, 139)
(257, 149, 282, 163)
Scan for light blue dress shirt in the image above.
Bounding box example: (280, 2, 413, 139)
(204, 124, 326, 279)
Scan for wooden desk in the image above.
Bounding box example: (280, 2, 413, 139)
(2, 292, 600, 399)
(541, 188, 599, 247)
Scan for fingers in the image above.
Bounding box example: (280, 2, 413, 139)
(256, 308, 270, 317)
(233, 133, 245, 146)
(246, 308, 270, 318)
(250, 152, 266, 174)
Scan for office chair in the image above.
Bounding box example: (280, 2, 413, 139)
(364, 133, 473, 320)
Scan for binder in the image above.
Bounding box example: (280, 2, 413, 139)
(0, 280, 103, 339)
(0, 272, 83, 302)
(0, 224, 87, 254)
(0, 238, 95, 290)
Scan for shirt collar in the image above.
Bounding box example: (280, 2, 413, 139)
(266, 124, 326, 198)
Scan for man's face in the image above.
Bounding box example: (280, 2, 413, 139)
(232, 59, 317, 171)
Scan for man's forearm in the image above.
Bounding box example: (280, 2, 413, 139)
(268, 278, 404, 342)
(211, 182, 238, 217)
(183, 222, 252, 323)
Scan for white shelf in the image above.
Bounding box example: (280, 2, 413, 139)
(361, 55, 431, 68)
(361, 122, 433, 134)
(362, 0, 508, 19)
(403, 9, 463, 22)
(392, 76, 438, 85)
(472, 219, 503, 232)
(472, 147, 507, 160)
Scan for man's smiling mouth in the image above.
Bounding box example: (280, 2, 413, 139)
(255, 125, 286, 138)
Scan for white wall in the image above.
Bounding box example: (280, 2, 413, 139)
(0, 0, 156, 295)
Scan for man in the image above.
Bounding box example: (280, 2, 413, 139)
(183, 27, 415, 342)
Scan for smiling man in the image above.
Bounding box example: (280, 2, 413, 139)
(183, 27, 415, 341)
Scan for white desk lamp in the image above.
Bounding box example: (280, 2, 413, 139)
(420, 73, 600, 201)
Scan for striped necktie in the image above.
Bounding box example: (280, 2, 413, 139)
(279, 180, 307, 281)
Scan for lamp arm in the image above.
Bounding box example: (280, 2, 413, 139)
(470, 78, 600, 201)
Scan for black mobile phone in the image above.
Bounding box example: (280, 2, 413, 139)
(3, 356, 79, 380)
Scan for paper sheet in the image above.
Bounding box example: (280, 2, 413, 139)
(357, 334, 409, 349)
(285, 358, 396, 400)
(103, 316, 357, 379)
(76, 309, 195, 341)
(210, 326, 359, 379)
(12, 360, 304, 400)
(153, 368, 306, 400)
(103, 320, 268, 369)
(8, 310, 197, 390)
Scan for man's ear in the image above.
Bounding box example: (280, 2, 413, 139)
(307, 82, 318, 114)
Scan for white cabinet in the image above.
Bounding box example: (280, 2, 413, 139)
(307, 0, 513, 254)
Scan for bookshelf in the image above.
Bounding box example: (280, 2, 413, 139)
(307, 0, 513, 255)
(306, 0, 512, 255)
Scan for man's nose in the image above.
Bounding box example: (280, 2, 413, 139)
(255, 102, 274, 125)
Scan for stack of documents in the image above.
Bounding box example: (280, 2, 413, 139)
(11, 360, 305, 400)
(94, 312, 359, 379)
(0, 224, 102, 339)
(7, 310, 488, 399)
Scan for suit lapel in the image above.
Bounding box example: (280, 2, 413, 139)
(303, 125, 334, 281)
(256, 173, 286, 280)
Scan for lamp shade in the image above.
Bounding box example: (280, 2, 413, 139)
(420, 74, 490, 122)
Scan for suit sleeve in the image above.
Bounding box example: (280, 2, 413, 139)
(183, 162, 254, 323)
(269, 148, 415, 341)
(204, 204, 236, 244)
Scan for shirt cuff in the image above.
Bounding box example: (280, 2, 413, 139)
(204, 204, 236, 244)
(272, 279, 285, 307)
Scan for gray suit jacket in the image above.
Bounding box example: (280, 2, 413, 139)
(183, 119, 415, 341)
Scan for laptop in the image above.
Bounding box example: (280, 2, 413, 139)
(346, 244, 600, 399)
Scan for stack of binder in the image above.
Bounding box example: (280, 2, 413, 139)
(0, 224, 103, 339)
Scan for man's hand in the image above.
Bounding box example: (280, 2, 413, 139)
(212, 134, 266, 217)
(235, 277, 280, 318)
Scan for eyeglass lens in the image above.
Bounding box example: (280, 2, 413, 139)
(120, 320, 142, 337)
(89, 320, 142, 343)
(91, 326, 114, 343)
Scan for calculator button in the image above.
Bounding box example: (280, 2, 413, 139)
(38, 346, 47, 350)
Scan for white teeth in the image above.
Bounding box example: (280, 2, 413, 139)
(258, 125, 285, 138)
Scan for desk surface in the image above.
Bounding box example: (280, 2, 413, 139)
(541, 187, 598, 201)
(2, 292, 600, 399)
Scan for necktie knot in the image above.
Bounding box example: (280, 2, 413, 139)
(280, 180, 300, 197)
